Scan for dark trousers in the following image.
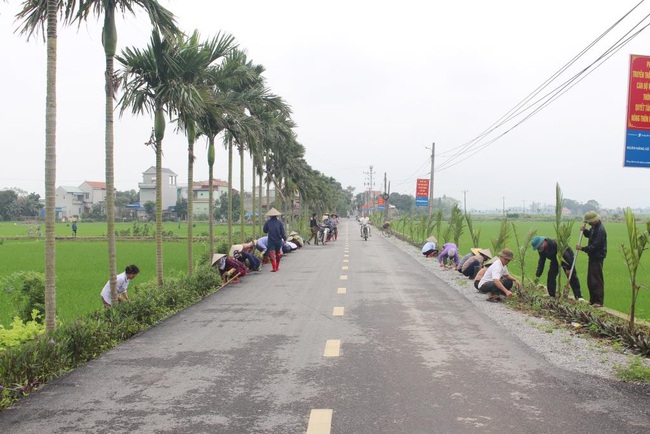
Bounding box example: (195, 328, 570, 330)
(479, 277, 513, 296)
(587, 259, 604, 305)
(546, 261, 582, 299)
(462, 263, 481, 280)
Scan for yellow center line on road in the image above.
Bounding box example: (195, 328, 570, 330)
(332, 307, 344, 316)
(324, 339, 341, 357)
(343, 259, 349, 263)
(306, 409, 333, 434)
(342, 266, 348, 270)
(337, 287, 346, 294)
(339, 275, 348, 280)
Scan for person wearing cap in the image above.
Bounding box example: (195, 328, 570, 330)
(478, 248, 520, 302)
(461, 248, 492, 279)
(530, 236, 584, 301)
(263, 207, 287, 272)
(321, 214, 334, 242)
(438, 242, 460, 270)
(576, 211, 607, 307)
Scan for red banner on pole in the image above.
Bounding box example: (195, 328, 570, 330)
(627, 55, 650, 130)
(416, 179, 429, 207)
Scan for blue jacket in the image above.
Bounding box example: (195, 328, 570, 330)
(263, 217, 286, 244)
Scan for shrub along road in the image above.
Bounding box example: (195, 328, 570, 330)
(0, 219, 649, 433)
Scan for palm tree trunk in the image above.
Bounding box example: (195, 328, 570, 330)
(239, 145, 245, 243)
(44, 0, 57, 332)
(104, 7, 118, 302)
(187, 124, 195, 275)
(208, 135, 215, 258)
(258, 171, 263, 234)
(227, 137, 233, 247)
(154, 105, 165, 287)
(251, 159, 256, 238)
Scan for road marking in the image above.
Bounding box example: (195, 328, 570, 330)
(332, 306, 344, 316)
(306, 409, 333, 434)
(340, 275, 348, 280)
(324, 339, 340, 357)
(337, 287, 346, 294)
(342, 266, 348, 270)
(343, 259, 349, 263)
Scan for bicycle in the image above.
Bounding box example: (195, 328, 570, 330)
(381, 222, 392, 238)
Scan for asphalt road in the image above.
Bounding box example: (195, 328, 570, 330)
(1, 219, 649, 433)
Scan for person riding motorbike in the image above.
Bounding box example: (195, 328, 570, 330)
(358, 214, 371, 238)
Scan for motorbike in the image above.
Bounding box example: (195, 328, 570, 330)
(361, 224, 369, 241)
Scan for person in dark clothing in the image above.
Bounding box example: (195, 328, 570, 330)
(577, 211, 607, 307)
(306, 213, 319, 245)
(531, 236, 583, 300)
(263, 207, 286, 272)
(233, 249, 261, 272)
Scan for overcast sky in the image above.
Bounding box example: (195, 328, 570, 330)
(2, 0, 649, 211)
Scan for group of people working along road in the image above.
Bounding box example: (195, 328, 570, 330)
(100, 207, 307, 307)
(420, 211, 607, 307)
(211, 207, 305, 282)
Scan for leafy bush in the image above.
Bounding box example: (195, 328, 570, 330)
(0, 272, 45, 323)
(0, 311, 45, 350)
(0, 266, 223, 410)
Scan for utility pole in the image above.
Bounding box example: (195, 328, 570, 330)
(363, 165, 375, 214)
(462, 190, 468, 214)
(428, 142, 435, 219)
(383, 172, 390, 222)
(502, 196, 506, 217)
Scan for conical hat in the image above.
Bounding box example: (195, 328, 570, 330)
(426, 236, 438, 243)
(265, 207, 282, 217)
(211, 253, 226, 266)
(479, 248, 492, 259)
(289, 231, 299, 236)
(229, 244, 243, 257)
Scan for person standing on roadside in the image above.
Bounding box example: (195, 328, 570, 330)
(72, 221, 77, 237)
(306, 213, 319, 245)
(263, 207, 286, 272)
(577, 211, 607, 307)
(531, 236, 584, 301)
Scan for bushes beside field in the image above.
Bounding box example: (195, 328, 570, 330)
(0, 265, 222, 410)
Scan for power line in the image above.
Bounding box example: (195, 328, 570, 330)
(433, 1, 649, 172)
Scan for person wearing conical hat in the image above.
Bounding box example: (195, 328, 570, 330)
(211, 253, 247, 283)
(421, 240, 439, 258)
(263, 207, 286, 272)
(460, 248, 492, 279)
(530, 236, 584, 301)
(287, 230, 304, 248)
(576, 211, 607, 307)
(477, 248, 520, 302)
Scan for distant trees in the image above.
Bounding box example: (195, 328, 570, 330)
(0, 190, 43, 220)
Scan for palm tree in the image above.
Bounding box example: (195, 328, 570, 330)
(15, 0, 60, 331)
(173, 31, 236, 274)
(70, 0, 179, 299)
(117, 29, 234, 285)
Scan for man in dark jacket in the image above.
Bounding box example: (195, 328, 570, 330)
(577, 211, 607, 307)
(531, 236, 583, 300)
(263, 207, 286, 272)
